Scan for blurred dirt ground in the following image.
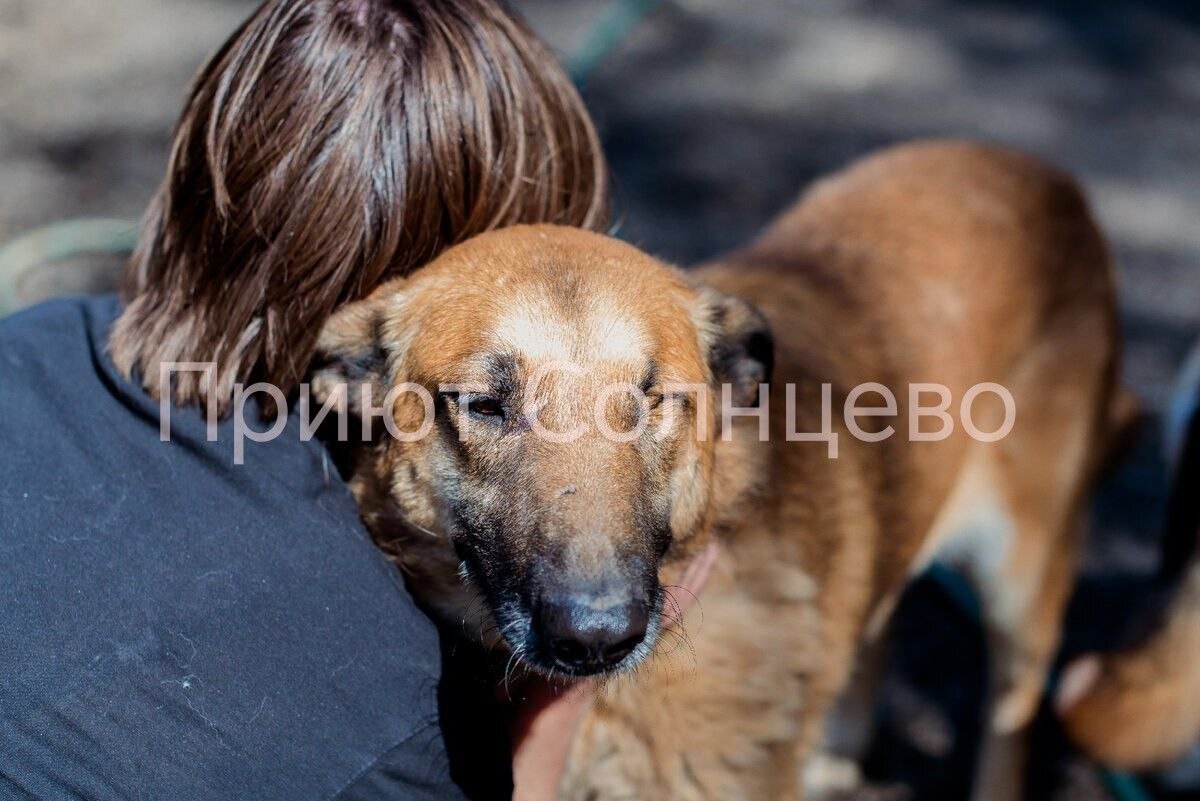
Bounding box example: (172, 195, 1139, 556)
(2, 1, 1198, 798)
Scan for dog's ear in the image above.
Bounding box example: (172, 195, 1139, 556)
(693, 286, 774, 407)
(309, 285, 402, 419)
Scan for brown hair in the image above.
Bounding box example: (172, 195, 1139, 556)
(111, 0, 609, 414)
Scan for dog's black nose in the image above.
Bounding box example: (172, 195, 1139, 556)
(536, 595, 649, 674)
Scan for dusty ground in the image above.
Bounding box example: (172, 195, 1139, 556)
(2, 1, 1198, 798)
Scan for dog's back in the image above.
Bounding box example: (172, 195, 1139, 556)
(603, 140, 1124, 800)
(698, 139, 1118, 610)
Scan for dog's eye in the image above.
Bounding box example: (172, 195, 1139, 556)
(467, 396, 504, 418)
(639, 363, 662, 410)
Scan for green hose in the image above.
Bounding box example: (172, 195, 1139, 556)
(1102, 771, 1156, 801)
(0, 218, 137, 315)
(923, 563, 1158, 801)
(569, 0, 664, 85)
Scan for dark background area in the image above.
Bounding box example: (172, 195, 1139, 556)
(2, 1, 1197, 798)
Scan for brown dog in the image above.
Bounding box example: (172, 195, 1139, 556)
(313, 140, 1121, 800)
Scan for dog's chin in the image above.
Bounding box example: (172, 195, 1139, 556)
(521, 643, 653, 680)
(491, 596, 665, 681)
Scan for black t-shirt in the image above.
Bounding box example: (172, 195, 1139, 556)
(0, 297, 507, 800)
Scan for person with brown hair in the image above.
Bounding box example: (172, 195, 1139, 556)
(0, 1, 606, 798)
(111, 0, 608, 413)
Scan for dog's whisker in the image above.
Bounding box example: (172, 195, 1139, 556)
(661, 585, 702, 622)
(501, 648, 521, 701)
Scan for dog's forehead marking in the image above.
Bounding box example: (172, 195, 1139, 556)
(490, 288, 648, 366)
(582, 292, 648, 362)
(492, 293, 572, 362)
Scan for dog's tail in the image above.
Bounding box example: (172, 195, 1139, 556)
(1057, 349, 1200, 770)
(1056, 568, 1200, 770)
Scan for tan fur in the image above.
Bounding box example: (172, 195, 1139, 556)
(1059, 562, 1200, 770)
(318, 140, 1120, 800)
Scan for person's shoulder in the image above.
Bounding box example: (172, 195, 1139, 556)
(0, 294, 116, 360)
(0, 295, 120, 422)
(1, 294, 101, 330)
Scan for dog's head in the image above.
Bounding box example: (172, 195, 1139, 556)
(314, 225, 771, 677)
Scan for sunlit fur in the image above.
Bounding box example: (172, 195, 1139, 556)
(314, 227, 733, 679)
(1059, 539, 1200, 769)
(317, 141, 1123, 801)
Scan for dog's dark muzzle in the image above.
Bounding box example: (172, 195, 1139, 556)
(531, 578, 651, 675)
